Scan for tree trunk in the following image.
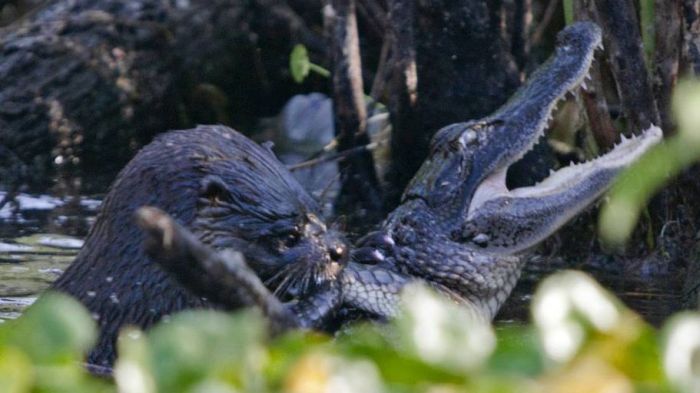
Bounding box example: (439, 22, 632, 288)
(386, 0, 522, 200)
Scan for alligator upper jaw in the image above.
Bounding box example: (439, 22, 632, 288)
(464, 22, 603, 196)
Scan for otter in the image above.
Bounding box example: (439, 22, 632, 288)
(51, 125, 347, 366)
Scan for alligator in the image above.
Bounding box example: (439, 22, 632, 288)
(336, 21, 663, 320)
(138, 21, 662, 328)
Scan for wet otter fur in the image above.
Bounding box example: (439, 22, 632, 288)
(52, 125, 347, 366)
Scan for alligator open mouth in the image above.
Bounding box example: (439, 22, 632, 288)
(458, 21, 663, 253)
(403, 22, 662, 253)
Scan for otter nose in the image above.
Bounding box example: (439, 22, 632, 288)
(328, 243, 348, 264)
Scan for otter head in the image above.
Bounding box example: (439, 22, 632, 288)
(183, 126, 348, 300)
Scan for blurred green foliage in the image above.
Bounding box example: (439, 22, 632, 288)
(562, 0, 574, 25)
(600, 79, 700, 245)
(3, 271, 698, 392)
(0, 293, 111, 393)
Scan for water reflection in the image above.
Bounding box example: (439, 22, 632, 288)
(0, 191, 101, 322)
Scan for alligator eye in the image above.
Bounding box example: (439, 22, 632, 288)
(472, 233, 490, 247)
(459, 130, 478, 147)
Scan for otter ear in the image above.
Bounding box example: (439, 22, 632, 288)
(200, 175, 230, 203)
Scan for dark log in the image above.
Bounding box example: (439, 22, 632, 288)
(0, 0, 322, 190)
(386, 0, 522, 196)
(594, 0, 661, 132)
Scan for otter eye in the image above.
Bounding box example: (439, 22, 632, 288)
(285, 233, 300, 248)
(200, 175, 230, 206)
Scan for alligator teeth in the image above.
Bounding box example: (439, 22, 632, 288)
(581, 80, 589, 91)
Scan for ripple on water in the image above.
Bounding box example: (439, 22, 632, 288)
(0, 191, 101, 321)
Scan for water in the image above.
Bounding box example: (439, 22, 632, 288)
(0, 191, 101, 322)
(0, 190, 683, 326)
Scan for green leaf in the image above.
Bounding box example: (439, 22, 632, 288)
(0, 347, 33, 393)
(145, 310, 267, 392)
(5, 292, 96, 363)
(290, 44, 311, 83)
(489, 325, 543, 377)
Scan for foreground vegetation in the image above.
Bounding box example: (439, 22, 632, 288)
(1, 270, 698, 393)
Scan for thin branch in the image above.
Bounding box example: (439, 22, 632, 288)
(356, 0, 387, 39)
(574, 0, 618, 149)
(370, 36, 393, 102)
(654, 0, 683, 134)
(134, 206, 298, 334)
(328, 0, 384, 213)
(511, 0, 532, 71)
(531, 0, 560, 45)
(386, 0, 419, 201)
(288, 141, 382, 171)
